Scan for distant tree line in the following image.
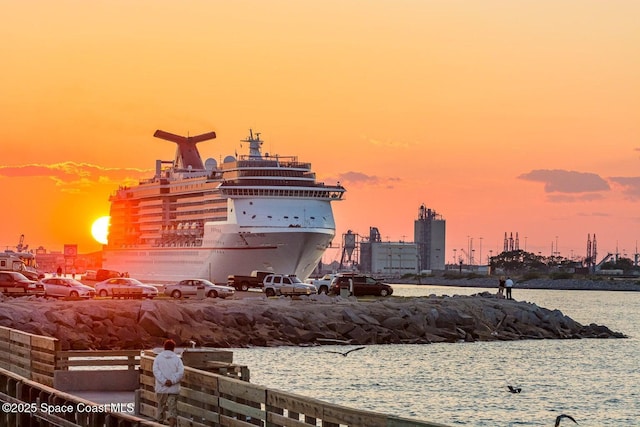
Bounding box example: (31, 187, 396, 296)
(489, 249, 639, 275)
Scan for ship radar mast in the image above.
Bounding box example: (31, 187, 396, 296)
(242, 129, 263, 159)
(153, 129, 217, 170)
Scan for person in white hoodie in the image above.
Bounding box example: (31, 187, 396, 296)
(153, 339, 184, 427)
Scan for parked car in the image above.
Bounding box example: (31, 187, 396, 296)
(82, 270, 97, 281)
(94, 277, 158, 299)
(0, 271, 45, 296)
(95, 268, 122, 282)
(164, 279, 235, 299)
(39, 277, 95, 299)
(263, 274, 317, 297)
(329, 273, 393, 297)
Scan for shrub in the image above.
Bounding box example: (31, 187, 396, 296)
(521, 272, 541, 282)
(550, 272, 573, 280)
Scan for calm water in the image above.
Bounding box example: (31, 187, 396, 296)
(230, 285, 639, 426)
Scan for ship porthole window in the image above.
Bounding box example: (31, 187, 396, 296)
(249, 201, 253, 205)
(310, 216, 315, 220)
(252, 215, 256, 219)
(294, 216, 299, 219)
(268, 215, 272, 218)
(243, 211, 246, 215)
(284, 216, 289, 219)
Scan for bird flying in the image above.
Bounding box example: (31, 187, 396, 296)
(507, 385, 522, 393)
(555, 414, 578, 426)
(324, 346, 366, 357)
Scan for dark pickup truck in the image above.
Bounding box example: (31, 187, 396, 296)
(227, 270, 272, 291)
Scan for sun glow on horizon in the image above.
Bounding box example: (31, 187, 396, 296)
(91, 216, 110, 245)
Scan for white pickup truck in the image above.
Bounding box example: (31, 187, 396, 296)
(304, 273, 336, 294)
(263, 274, 317, 297)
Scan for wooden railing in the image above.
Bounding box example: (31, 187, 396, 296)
(0, 366, 164, 427)
(0, 326, 451, 426)
(111, 287, 145, 299)
(139, 354, 450, 427)
(0, 326, 59, 387)
(54, 349, 143, 393)
(55, 349, 140, 370)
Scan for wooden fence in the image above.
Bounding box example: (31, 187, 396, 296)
(0, 326, 59, 387)
(139, 354, 450, 427)
(55, 349, 140, 370)
(0, 326, 142, 388)
(0, 366, 164, 427)
(0, 327, 451, 426)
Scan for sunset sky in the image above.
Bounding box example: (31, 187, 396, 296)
(1, 1, 639, 265)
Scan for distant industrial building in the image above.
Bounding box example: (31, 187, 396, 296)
(359, 228, 418, 276)
(415, 205, 446, 271)
(344, 204, 446, 276)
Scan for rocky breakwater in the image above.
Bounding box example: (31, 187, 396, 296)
(0, 293, 625, 350)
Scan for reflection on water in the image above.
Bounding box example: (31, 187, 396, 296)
(230, 285, 639, 426)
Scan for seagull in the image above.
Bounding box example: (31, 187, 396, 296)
(507, 385, 522, 393)
(324, 346, 366, 357)
(555, 414, 578, 426)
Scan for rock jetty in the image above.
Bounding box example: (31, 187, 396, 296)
(0, 293, 625, 350)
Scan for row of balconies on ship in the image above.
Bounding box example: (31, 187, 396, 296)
(225, 157, 311, 171)
(221, 170, 315, 180)
(109, 194, 226, 214)
(221, 186, 344, 200)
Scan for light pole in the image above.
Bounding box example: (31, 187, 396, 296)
(479, 237, 483, 266)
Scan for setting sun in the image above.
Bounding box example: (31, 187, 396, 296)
(91, 216, 110, 245)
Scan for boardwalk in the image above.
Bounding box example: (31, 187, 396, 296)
(0, 325, 451, 426)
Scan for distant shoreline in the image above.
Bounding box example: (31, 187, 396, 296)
(398, 276, 640, 292)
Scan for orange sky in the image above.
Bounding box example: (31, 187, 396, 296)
(1, 1, 639, 264)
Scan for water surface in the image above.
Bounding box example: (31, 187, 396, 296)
(230, 285, 639, 426)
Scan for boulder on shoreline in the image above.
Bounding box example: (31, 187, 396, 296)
(0, 293, 626, 350)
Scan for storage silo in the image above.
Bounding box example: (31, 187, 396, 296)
(414, 205, 446, 272)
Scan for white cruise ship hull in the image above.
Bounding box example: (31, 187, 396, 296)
(103, 225, 335, 284)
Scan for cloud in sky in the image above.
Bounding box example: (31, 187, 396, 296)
(333, 171, 401, 189)
(609, 176, 640, 200)
(0, 162, 151, 193)
(337, 171, 380, 185)
(518, 169, 610, 193)
(547, 193, 606, 203)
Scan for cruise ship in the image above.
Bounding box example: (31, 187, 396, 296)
(102, 129, 345, 283)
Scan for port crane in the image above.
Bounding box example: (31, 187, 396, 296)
(459, 248, 473, 266)
(16, 234, 28, 252)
